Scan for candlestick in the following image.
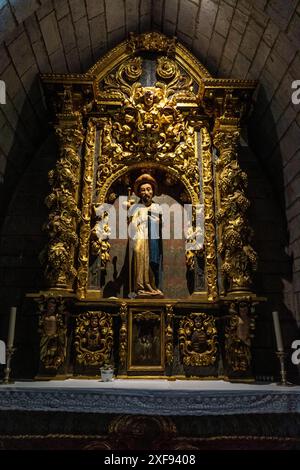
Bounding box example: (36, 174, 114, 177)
(1, 346, 15, 384)
(7, 306, 17, 348)
(272, 310, 284, 352)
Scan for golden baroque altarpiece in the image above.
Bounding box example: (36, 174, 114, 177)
(32, 33, 264, 380)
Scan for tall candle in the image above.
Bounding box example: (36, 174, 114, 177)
(7, 306, 17, 348)
(272, 310, 284, 352)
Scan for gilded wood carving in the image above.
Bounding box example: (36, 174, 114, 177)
(179, 313, 218, 367)
(74, 311, 113, 366)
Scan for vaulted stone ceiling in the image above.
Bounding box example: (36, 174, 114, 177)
(0, 0, 299, 261)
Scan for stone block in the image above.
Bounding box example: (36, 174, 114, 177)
(231, 8, 248, 34)
(240, 19, 263, 62)
(25, 14, 42, 44)
(4, 22, 24, 46)
(218, 55, 233, 77)
(1, 95, 20, 129)
(177, 30, 193, 47)
(288, 13, 300, 50)
(236, 0, 252, 15)
(59, 14, 77, 53)
(223, 28, 242, 62)
(8, 32, 35, 77)
(20, 64, 41, 104)
(265, 52, 289, 85)
(286, 189, 300, 221)
(89, 14, 106, 56)
(108, 27, 126, 48)
(163, 20, 176, 37)
(285, 174, 300, 208)
(0, 123, 15, 155)
(231, 52, 251, 78)
(74, 16, 91, 51)
(178, 0, 198, 35)
(140, 14, 150, 31)
(54, 0, 70, 20)
(274, 72, 296, 112)
(31, 40, 52, 73)
(0, 4, 17, 44)
(207, 31, 225, 67)
(126, 0, 138, 30)
(40, 11, 62, 55)
(164, 0, 178, 24)
(65, 48, 81, 73)
(214, 2, 234, 38)
(69, 0, 86, 22)
(0, 43, 10, 73)
(197, 0, 218, 39)
(248, 40, 270, 77)
(105, 0, 125, 32)
(260, 69, 278, 101)
(280, 121, 300, 167)
(36, 0, 54, 20)
(140, 0, 150, 16)
(9, 0, 39, 24)
(86, 0, 104, 19)
(289, 214, 300, 244)
(274, 32, 297, 65)
(284, 149, 300, 186)
(263, 20, 279, 48)
(192, 34, 210, 64)
(78, 46, 93, 71)
(153, 0, 163, 27)
(250, 6, 269, 28)
(11, 88, 27, 116)
(266, 0, 297, 31)
(290, 53, 300, 82)
(48, 48, 68, 73)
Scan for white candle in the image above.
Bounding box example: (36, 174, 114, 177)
(7, 306, 17, 348)
(272, 310, 284, 352)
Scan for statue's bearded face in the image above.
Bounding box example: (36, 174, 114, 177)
(138, 183, 153, 206)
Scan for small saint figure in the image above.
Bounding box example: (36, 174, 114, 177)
(128, 173, 163, 298)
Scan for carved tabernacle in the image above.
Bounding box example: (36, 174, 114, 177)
(74, 311, 113, 366)
(179, 313, 218, 367)
(33, 32, 263, 380)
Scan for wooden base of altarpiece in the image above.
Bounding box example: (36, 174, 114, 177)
(28, 293, 264, 382)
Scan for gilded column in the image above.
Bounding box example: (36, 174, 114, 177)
(76, 119, 96, 299)
(213, 119, 257, 293)
(165, 304, 174, 366)
(119, 302, 128, 373)
(201, 126, 218, 300)
(42, 89, 84, 289)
